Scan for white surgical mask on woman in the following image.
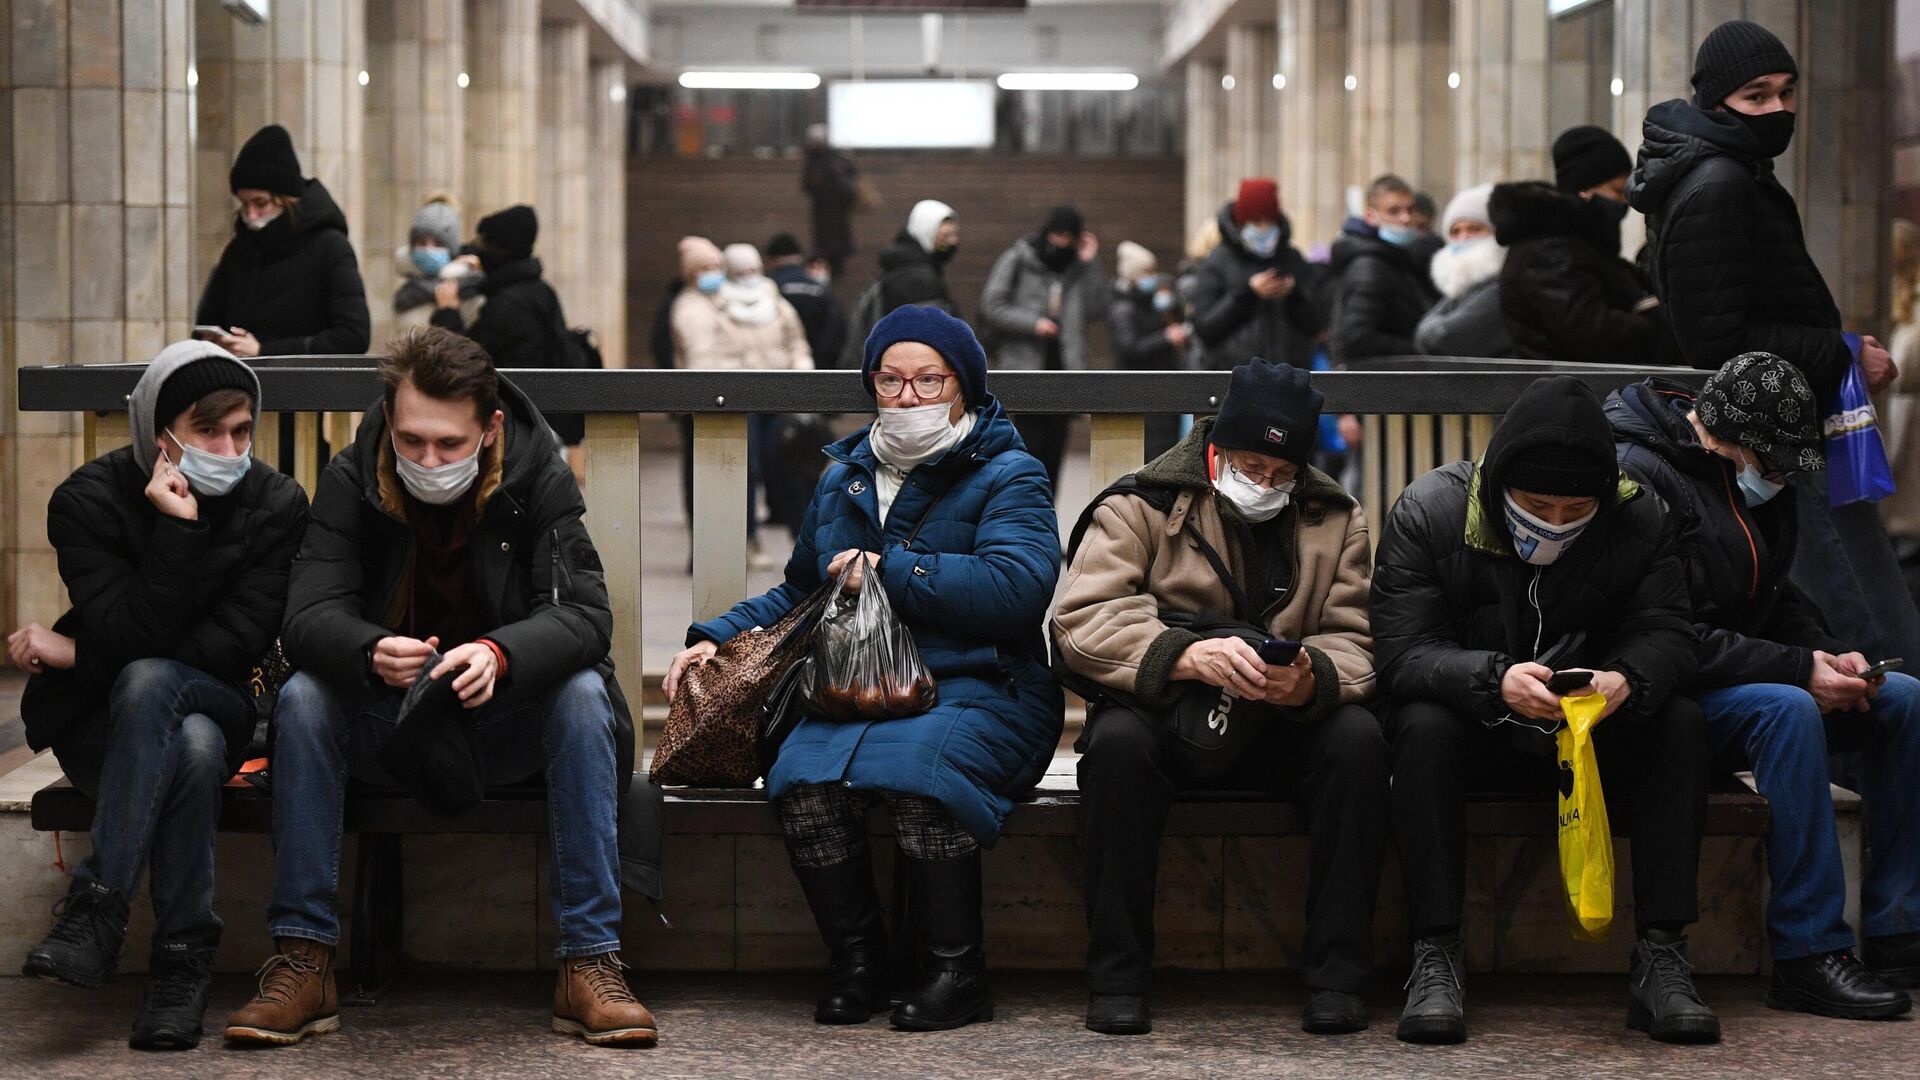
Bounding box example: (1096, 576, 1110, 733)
(167, 431, 251, 497)
(869, 402, 968, 471)
(1502, 490, 1597, 566)
(1213, 460, 1294, 523)
(243, 208, 282, 231)
(392, 435, 483, 505)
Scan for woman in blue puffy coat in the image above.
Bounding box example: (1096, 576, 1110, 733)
(666, 305, 1064, 1032)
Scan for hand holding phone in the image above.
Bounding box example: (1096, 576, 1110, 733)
(1858, 658, 1904, 681)
(1259, 639, 1303, 666)
(1546, 669, 1596, 695)
(192, 324, 233, 340)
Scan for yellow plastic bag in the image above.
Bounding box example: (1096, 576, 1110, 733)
(1555, 693, 1614, 942)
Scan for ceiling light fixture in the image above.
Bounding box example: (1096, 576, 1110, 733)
(997, 72, 1139, 92)
(677, 71, 821, 90)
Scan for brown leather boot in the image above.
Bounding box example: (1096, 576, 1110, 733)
(225, 939, 340, 1046)
(552, 952, 657, 1046)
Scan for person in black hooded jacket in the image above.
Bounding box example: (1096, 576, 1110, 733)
(1629, 18, 1920, 678)
(1608, 357, 1920, 1018)
(839, 199, 960, 368)
(1370, 375, 1717, 1046)
(195, 125, 370, 359)
(1188, 178, 1324, 370)
(1328, 175, 1440, 363)
(226, 328, 654, 1049)
(1492, 179, 1682, 365)
(12, 341, 308, 1049)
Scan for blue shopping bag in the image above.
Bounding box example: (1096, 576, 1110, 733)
(1825, 360, 1896, 506)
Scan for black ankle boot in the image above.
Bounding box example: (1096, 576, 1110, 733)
(890, 850, 992, 1031)
(130, 934, 219, 1050)
(22, 880, 131, 988)
(792, 854, 892, 1024)
(1628, 929, 1721, 1044)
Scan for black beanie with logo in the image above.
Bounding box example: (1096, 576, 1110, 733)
(1209, 360, 1322, 467)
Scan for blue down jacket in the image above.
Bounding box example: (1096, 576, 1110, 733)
(688, 398, 1065, 844)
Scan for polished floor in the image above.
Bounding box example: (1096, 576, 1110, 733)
(0, 971, 1911, 1079)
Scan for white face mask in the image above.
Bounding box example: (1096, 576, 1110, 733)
(242, 208, 282, 231)
(1213, 460, 1294, 523)
(869, 401, 964, 471)
(392, 434, 483, 506)
(1502, 490, 1597, 566)
(166, 429, 251, 497)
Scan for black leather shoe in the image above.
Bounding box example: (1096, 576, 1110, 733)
(1767, 950, 1912, 1020)
(1085, 993, 1151, 1035)
(22, 880, 130, 989)
(1863, 933, 1920, 990)
(1628, 930, 1721, 1043)
(1302, 989, 1368, 1034)
(1396, 935, 1466, 1044)
(791, 855, 892, 1024)
(890, 851, 993, 1032)
(130, 938, 217, 1050)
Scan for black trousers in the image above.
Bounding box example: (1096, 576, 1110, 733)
(1078, 701, 1391, 994)
(1384, 696, 1709, 937)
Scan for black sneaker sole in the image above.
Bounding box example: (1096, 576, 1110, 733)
(129, 1027, 203, 1051)
(1085, 1016, 1151, 1036)
(1395, 1014, 1466, 1044)
(889, 1002, 994, 1031)
(21, 953, 112, 989)
(1765, 986, 1913, 1020)
(1627, 1000, 1722, 1043)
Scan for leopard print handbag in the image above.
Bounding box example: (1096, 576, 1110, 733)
(650, 584, 832, 787)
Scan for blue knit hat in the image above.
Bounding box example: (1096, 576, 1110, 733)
(861, 305, 989, 406)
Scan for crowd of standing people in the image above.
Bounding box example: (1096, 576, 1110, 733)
(7, 14, 1920, 1066)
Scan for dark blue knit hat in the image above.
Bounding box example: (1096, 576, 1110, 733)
(861, 305, 989, 406)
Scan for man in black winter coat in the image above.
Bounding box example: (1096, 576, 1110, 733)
(1630, 19, 1920, 675)
(431, 205, 590, 458)
(1188, 178, 1325, 370)
(1371, 376, 1718, 1046)
(1328, 175, 1440, 363)
(225, 328, 654, 1049)
(766, 232, 849, 368)
(12, 342, 309, 1049)
(1608, 357, 1920, 1019)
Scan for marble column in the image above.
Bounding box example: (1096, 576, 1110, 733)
(2, 0, 196, 629)
(1276, 0, 1350, 250)
(1451, 0, 1550, 195)
(1614, 0, 1891, 331)
(1184, 57, 1225, 253)
(1224, 24, 1278, 193)
(364, 0, 466, 347)
(464, 0, 540, 219)
(192, 0, 365, 289)
(1347, 0, 1453, 203)
(589, 61, 629, 367)
(537, 20, 590, 334)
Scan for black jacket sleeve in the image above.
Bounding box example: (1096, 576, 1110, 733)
(52, 483, 215, 683)
(1593, 508, 1699, 716)
(1370, 484, 1512, 719)
(1658, 177, 1853, 398)
(257, 233, 373, 356)
(1507, 243, 1668, 365)
(480, 460, 614, 694)
(280, 460, 393, 695)
(1189, 256, 1257, 347)
(195, 258, 231, 331)
(1331, 256, 1417, 361)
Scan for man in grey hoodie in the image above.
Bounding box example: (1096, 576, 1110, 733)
(11, 341, 310, 1050)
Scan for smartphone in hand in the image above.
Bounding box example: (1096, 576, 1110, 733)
(1259, 639, 1303, 665)
(1546, 669, 1596, 695)
(1858, 658, 1904, 681)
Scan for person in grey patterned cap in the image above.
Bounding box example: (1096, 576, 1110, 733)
(1609, 351, 1920, 1021)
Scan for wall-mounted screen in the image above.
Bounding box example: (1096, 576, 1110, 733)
(828, 80, 997, 149)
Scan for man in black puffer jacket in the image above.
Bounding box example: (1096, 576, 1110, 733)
(1328, 175, 1440, 363)
(1188, 178, 1325, 370)
(1492, 179, 1683, 366)
(1630, 18, 1920, 675)
(12, 342, 309, 1049)
(431, 205, 590, 452)
(226, 328, 654, 1050)
(1371, 376, 1717, 1047)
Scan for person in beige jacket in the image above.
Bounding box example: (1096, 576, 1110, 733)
(1054, 360, 1388, 1039)
(670, 237, 814, 557)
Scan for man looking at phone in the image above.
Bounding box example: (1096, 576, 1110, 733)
(1610, 353, 1918, 1018)
(1371, 375, 1717, 1045)
(12, 341, 308, 1049)
(1055, 360, 1387, 1037)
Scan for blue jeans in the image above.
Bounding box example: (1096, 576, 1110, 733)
(1696, 671, 1920, 959)
(265, 668, 624, 959)
(55, 658, 248, 945)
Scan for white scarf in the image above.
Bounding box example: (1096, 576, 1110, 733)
(1428, 237, 1506, 300)
(719, 277, 779, 326)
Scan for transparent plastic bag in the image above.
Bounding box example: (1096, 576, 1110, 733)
(798, 558, 938, 723)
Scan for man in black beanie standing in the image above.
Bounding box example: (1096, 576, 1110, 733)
(1631, 18, 1920, 698)
(1056, 360, 1389, 1038)
(1371, 375, 1718, 1045)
